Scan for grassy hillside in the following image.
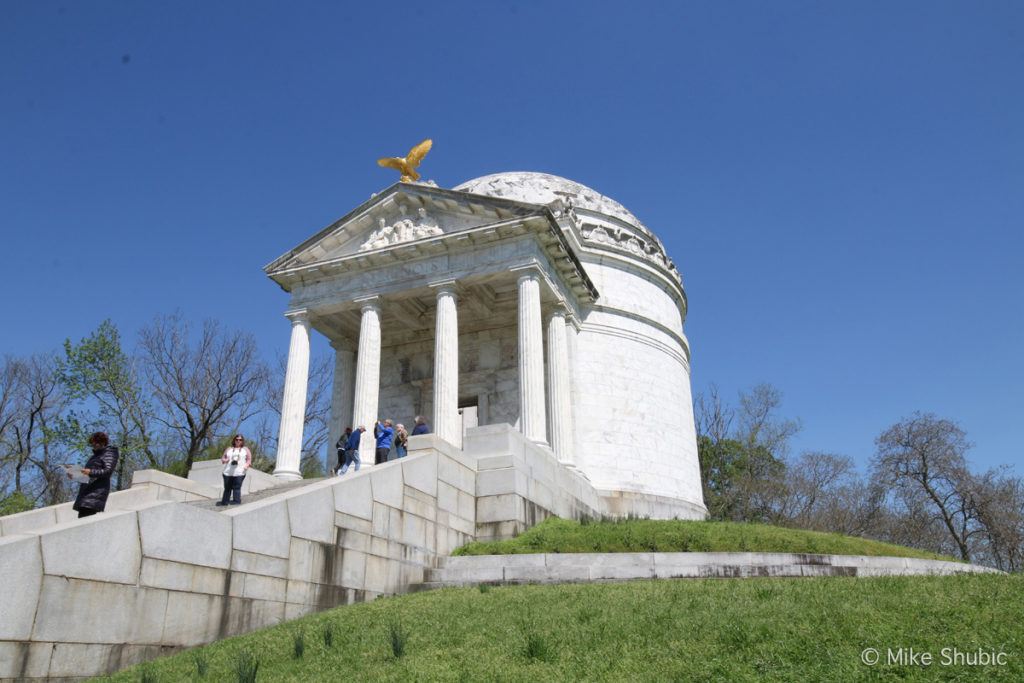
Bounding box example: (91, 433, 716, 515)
(453, 517, 954, 561)
(101, 574, 1021, 682)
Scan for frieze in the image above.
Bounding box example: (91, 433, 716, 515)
(359, 206, 443, 251)
(580, 223, 682, 284)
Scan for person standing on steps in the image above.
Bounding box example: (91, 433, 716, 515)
(334, 427, 352, 475)
(71, 432, 120, 519)
(338, 425, 365, 475)
(394, 423, 409, 458)
(412, 415, 430, 436)
(374, 419, 395, 464)
(218, 434, 251, 506)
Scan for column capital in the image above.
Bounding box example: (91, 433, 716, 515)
(544, 306, 568, 323)
(429, 279, 460, 299)
(285, 308, 310, 325)
(512, 266, 542, 285)
(353, 295, 382, 313)
(543, 298, 581, 329)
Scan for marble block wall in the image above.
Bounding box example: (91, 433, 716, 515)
(465, 424, 602, 541)
(0, 438, 477, 680)
(572, 259, 705, 514)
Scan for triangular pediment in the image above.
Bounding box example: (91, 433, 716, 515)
(265, 183, 548, 276)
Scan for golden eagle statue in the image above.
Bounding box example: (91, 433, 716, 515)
(377, 138, 433, 182)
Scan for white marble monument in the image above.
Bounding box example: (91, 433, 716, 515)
(265, 172, 706, 519)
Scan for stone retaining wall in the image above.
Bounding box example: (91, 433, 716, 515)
(0, 437, 477, 680)
(465, 424, 601, 541)
(421, 552, 1001, 588)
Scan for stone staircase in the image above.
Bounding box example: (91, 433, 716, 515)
(187, 477, 324, 512)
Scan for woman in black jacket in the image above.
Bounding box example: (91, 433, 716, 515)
(72, 432, 120, 518)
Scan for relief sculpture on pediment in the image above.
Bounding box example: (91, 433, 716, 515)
(359, 207, 443, 251)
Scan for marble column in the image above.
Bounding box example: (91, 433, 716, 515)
(432, 282, 460, 447)
(327, 342, 356, 472)
(517, 272, 547, 443)
(546, 309, 575, 465)
(274, 309, 310, 480)
(351, 297, 382, 465)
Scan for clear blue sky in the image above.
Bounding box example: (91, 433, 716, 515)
(3, 1, 1022, 473)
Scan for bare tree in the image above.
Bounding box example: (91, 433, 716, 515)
(868, 487, 955, 555)
(737, 383, 802, 457)
(0, 357, 26, 496)
(0, 356, 20, 446)
(813, 479, 887, 537)
(776, 451, 857, 527)
(968, 468, 1024, 572)
(694, 384, 733, 443)
(872, 413, 981, 561)
(3, 354, 72, 505)
(139, 314, 268, 475)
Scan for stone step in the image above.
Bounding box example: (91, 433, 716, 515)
(186, 477, 324, 512)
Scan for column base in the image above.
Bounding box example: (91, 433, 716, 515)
(272, 469, 302, 481)
(560, 462, 589, 480)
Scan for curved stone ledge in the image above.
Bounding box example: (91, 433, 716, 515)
(420, 552, 1000, 588)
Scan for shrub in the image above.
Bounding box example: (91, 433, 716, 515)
(192, 651, 208, 678)
(322, 622, 335, 647)
(234, 651, 259, 683)
(522, 630, 553, 662)
(389, 621, 408, 659)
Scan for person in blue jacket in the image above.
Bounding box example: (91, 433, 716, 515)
(337, 425, 365, 476)
(374, 419, 394, 464)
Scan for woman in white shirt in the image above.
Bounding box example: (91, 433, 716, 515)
(217, 434, 252, 506)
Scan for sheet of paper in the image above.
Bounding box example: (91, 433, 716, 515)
(62, 464, 90, 484)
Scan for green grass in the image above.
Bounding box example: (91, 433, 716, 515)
(97, 574, 1022, 681)
(453, 517, 955, 561)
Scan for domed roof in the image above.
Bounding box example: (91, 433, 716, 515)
(453, 172, 648, 233)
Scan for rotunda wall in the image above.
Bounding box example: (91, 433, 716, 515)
(570, 258, 701, 508)
(581, 257, 685, 339)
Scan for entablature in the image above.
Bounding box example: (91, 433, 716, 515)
(265, 183, 598, 308)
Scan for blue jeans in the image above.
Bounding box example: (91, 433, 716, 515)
(396, 445, 407, 459)
(220, 475, 244, 504)
(339, 449, 360, 474)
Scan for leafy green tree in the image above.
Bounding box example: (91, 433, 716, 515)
(0, 490, 34, 517)
(695, 384, 796, 522)
(59, 320, 157, 490)
(698, 436, 784, 521)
